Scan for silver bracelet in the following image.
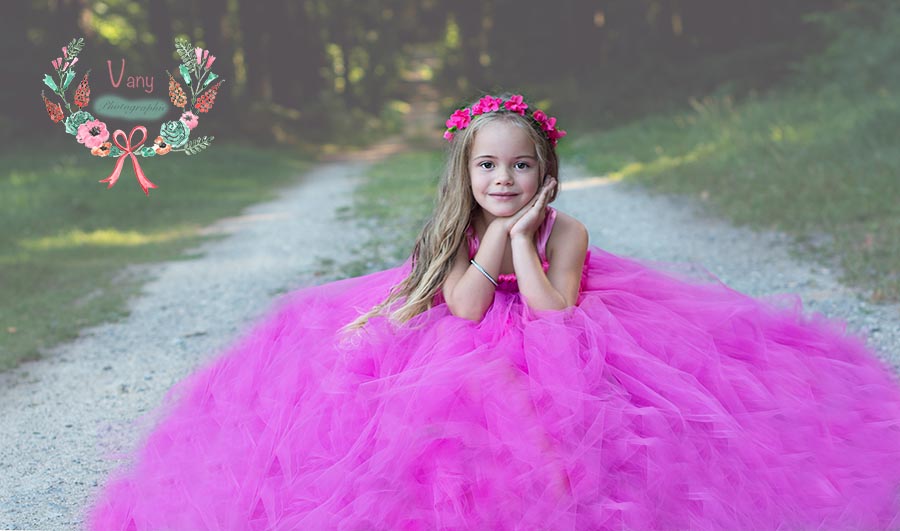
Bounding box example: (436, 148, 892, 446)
(470, 259, 498, 287)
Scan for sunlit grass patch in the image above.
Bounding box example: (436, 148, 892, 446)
(19, 227, 198, 251)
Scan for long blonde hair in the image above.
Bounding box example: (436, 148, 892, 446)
(342, 93, 560, 332)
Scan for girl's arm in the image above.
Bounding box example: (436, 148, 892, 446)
(512, 212, 588, 310)
(442, 220, 509, 321)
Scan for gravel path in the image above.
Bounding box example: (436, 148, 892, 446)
(1, 160, 898, 530)
(0, 161, 367, 530)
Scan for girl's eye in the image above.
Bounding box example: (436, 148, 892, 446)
(515, 162, 530, 170)
(479, 161, 494, 169)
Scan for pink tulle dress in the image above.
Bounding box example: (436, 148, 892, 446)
(87, 207, 900, 530)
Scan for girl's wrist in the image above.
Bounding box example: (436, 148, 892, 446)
(510, 232, 535, 246)
(489, 217, 515, 235)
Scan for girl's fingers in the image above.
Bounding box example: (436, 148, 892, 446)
(537, 180, 554, 205)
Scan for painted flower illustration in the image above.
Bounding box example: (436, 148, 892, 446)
(160, 120, 190, 148)
(91, 142, 112, 157)
(42, 92, 64, 123)
(152, 136, 172, 155)
(76, 119, 110, 149)
(65, 110, 94, 136)
(180, 111, 199, 130)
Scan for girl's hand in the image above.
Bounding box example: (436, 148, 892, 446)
(507, 177, 556, 239)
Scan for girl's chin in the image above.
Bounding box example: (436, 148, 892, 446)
(479, 208, 520, 222)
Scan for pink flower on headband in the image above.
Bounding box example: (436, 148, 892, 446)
(533, 110, 567, 146)
(503, 94, 528, 115)
(443, 94, 566, 146)
(548, 128, 567, 144)
(471, 96, 502, 115)
(541, 115, 556, 132)
(446, 108, 471, 130)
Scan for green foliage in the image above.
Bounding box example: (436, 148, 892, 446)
(797, 1, 900, 93)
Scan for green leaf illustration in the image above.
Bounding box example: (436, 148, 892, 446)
(62, 70, 75, 91)
(65, 37, 85, 60)
(43, 74, 58, 91)
(183, 136, 214, 155)
(175, 38, 198, 72)
(179, 64, 192, 84)
(202, 72, 219, 89)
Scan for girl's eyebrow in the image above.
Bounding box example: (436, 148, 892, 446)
(472, 154, 537, 160)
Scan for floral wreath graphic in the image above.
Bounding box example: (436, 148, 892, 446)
(41, 37, 224, 196)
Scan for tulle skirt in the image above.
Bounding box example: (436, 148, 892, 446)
(87, 247, 900, 530)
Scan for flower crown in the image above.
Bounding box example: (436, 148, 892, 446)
(443, 94, 566, 146)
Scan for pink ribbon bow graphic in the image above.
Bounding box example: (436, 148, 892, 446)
(99, 126, 158, 196)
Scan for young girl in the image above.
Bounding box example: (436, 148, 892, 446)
(88, 93, 900, 530)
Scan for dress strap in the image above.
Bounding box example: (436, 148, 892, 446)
(465, 224, 478, 260)
(536, 207, 557, 263)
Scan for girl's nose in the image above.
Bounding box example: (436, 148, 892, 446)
(494, 168, 514, 185)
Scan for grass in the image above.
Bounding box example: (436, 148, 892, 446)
(561, 87, 900, 302)
(0, 139, 315, 371)
(322, 150, 443, 279)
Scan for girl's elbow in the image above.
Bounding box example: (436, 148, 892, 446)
(458, 312, 484, 322)
(448, 303, 486, 322)
(445, 296, 487, 321)
(523, 292, 571, 312)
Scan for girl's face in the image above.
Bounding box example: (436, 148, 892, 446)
(468, 120, 542, 223)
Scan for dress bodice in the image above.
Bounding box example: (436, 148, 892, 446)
(465, 207, 557, 292)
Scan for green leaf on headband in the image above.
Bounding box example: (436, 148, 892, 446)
(179, 64, 191, 84)
(43, 74, 58, 91)
(62, 70, 75, 90)
(202, 72, 218, 88)
(183, 136, 214, 155)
